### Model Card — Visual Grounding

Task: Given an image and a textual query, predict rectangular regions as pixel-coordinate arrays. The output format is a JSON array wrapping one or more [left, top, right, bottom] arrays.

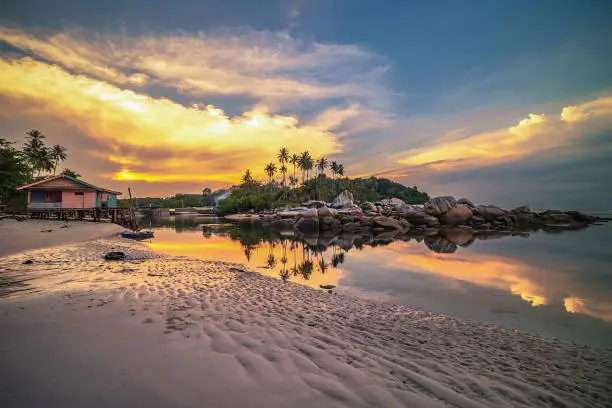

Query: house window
[[75, 192, 84, 196]]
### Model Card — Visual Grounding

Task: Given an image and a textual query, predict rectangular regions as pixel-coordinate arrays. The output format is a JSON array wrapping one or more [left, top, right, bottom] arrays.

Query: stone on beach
[[372, 216, 403, 230], [443, 204, 473, 226]]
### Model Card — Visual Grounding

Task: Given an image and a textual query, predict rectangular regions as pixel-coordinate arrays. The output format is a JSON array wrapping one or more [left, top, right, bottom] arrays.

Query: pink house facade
[[16, 175, 121, 209]]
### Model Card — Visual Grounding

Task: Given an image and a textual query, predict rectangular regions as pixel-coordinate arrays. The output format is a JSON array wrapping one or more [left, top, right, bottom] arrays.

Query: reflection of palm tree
[[331, 251, 345, 268], [243, 244, 256, 262], [279, 268, 289, 282], [299, 259, 314, 280], [318, 258, 329, 274], [267, 253, 277, 268]]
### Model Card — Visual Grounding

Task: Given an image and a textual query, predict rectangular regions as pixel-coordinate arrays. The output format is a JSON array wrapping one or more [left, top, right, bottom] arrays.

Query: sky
[[1, 0, 611, 208]]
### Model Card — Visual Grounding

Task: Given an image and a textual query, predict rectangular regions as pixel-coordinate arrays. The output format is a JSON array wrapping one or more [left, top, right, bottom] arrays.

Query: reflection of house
[[16, 175, 121, 209]]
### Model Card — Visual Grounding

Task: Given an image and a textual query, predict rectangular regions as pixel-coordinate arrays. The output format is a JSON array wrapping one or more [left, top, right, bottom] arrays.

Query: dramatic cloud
[[0, 57, 343, 186], [396, 97, 612, 171], [0, 26, 388, 106]]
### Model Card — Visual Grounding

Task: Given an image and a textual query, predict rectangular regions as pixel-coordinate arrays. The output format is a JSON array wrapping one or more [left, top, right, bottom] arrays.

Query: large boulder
[[457, 198, 475, 208], [443, 204, 473, 226], [317, 206, 338, 218], [332, 190, 355, 209], [475, 205, 507, 221], [360, 202, 378, 213], [372, 216, 403, 230], [512, 205, 531, 214], [424, 196, 457, 216], [378, 198, 406, 209]]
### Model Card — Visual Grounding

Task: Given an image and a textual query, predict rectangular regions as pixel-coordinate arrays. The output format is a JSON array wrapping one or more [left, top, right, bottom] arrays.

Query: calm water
[[142, 214, 612, 347]]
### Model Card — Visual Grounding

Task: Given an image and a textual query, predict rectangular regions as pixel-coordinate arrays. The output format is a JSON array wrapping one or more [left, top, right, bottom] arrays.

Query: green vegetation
[[216, 147, 429, 214], [0, 130, 72, 210]]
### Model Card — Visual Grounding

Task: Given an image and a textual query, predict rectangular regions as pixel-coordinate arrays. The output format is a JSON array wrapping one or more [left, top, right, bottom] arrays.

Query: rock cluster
[[224, 192, 605, 238]]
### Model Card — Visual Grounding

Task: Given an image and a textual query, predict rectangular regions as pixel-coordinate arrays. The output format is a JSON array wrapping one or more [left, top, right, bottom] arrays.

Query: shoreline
[[1, 237, 611, 407], [0, 219, 125, 257]]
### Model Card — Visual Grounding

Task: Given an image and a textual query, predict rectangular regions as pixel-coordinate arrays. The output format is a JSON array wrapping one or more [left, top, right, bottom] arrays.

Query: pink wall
[[62, 190, 97, 208]]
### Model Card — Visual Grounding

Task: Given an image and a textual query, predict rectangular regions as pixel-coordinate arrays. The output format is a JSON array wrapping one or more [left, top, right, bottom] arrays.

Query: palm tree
[[330, 161, 339, 195], [264, 162, 277, 186], [280, 165, 288, 189], [277, 147, 289, 187], [289, 153, 299, 184], [336, 163, 345, 193], [299, 151, 313, 183], [316, 157, 328, 176], [23, 129, 49, 177], [50, 144, 68, 175], [62, 168, 81, 178], [241, 169, 254, 187]]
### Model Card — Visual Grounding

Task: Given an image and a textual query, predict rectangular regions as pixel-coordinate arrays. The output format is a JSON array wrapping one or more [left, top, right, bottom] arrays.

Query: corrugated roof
[[16, 174, 122, 195]]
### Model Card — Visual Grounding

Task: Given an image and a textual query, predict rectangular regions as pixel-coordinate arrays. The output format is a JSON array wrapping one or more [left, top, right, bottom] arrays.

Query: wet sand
[[0, 219, 124, 257], [0, 238, 610, 407]]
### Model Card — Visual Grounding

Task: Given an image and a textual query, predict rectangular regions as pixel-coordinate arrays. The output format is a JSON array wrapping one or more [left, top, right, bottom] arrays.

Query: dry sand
[[0, 219, 124, 257], [1, 237, 611, 407]]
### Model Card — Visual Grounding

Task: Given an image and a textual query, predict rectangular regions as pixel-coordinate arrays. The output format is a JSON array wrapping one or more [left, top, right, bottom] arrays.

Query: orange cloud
[[396, 97, 612, 171], [0, 57, 344, 184]]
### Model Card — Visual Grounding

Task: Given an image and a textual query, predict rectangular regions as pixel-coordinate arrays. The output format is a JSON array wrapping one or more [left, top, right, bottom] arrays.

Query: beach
[[1, 232, 611, 407], [0, 219, 124, 257]]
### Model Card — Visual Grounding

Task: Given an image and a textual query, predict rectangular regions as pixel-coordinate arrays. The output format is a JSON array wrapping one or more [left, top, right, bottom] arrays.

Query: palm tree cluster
[[22, 129, 69, 177], [244, 147, 346, 193]]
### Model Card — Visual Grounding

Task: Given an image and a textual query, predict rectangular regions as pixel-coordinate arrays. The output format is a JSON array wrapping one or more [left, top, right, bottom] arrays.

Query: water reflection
[[143, 215, 612, 346]]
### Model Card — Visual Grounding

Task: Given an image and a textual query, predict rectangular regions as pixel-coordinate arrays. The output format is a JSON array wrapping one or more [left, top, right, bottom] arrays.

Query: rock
[[423, 216, 440, 227], [457, 198, 475, 208], [317, 206, 338, 218], [342, 222, 362, 232], [270, 219, 294, 230], [378, 198, 406, 209], [547, 213, 574, 223], [320, 285, 336, 290], [104, 251, 126, 261], [302, 200, 328, 209], [320, 217, 334, 226], [443, 204, 473, 226], [424, 196, 457, 216], [299, 208, 319, 218], [22, 259, 34, 265], [331, 190, 355, 209], [372, 216, 403, 230], [399, 219, 411, 229], [262, 215, 276, 224], [294, 217, 319, 232], [443, 229, 474, 246], [337, 206, 363, 215], [424, 236, 457, 253], [512, 205, 531, 214], [475, 205, 507, 221], [360, 202, 378, 213]]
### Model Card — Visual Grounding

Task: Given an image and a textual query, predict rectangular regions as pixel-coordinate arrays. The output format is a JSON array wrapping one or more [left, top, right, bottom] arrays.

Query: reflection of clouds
[[148, 229, 343, 290], [564, 296, 612, 323], [395, 250, 550, 308]]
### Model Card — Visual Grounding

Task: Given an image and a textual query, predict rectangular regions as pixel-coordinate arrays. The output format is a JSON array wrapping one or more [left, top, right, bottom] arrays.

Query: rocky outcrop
[[424, 196, 457, 216], [223, 194, 606, 239], [332, 190, 355, 209]]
